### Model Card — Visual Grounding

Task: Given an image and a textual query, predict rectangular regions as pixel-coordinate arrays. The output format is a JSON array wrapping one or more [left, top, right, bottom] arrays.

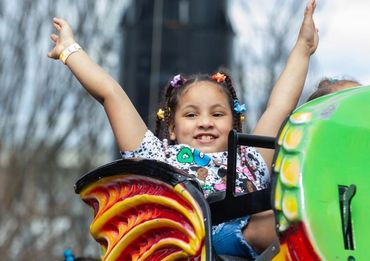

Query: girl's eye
[[213, 112, 224, 117], [185, 113, 196, 118]]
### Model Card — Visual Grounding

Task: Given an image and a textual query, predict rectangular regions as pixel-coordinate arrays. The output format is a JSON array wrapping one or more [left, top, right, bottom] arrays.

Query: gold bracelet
[[59, 43, 82, 64]]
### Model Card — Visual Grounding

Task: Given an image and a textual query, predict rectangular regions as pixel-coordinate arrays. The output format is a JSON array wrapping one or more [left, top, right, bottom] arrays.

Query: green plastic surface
[[273, 85, 370, 260]]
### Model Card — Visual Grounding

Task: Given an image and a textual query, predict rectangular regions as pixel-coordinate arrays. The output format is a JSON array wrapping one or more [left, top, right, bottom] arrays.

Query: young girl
[[48, 0, 318, 258]]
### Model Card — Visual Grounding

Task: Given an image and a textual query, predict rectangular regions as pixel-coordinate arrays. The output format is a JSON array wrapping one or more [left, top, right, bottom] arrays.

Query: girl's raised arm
[[252, 0, 318, 169], [48, 17, 147, 151]]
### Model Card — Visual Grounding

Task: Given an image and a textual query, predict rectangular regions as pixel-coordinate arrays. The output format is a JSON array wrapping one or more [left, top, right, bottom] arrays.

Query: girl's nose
[[197, 115, 214, 128]]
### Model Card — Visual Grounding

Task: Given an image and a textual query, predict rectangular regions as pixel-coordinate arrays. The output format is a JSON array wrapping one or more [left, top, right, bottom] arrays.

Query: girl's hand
[[297, 0, 319, 55], [47, 17, 76, 60]]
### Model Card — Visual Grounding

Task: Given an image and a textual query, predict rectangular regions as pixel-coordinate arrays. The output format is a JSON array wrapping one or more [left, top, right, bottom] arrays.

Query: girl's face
[[169, 81, 233, 153]]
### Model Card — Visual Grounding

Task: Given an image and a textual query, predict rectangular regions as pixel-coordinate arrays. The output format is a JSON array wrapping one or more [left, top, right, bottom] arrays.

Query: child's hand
[[297, 0, 319, 55], [47, 17, 76, 60]]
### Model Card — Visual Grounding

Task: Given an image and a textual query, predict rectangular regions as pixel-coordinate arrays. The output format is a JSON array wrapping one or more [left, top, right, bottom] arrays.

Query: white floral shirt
[[121, 130, 270, 198]]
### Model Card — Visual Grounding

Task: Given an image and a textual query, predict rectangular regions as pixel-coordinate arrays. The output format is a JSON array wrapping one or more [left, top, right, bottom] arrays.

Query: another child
[[307, 77, 361, 101], [48, 0, 318, 258]]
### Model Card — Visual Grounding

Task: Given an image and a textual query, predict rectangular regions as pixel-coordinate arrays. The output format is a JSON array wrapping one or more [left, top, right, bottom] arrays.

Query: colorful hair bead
[[157, 108, 165, 120], [211, 72, 226, 83], [233, 99, 246, 114], [170, 74, 186, 88]]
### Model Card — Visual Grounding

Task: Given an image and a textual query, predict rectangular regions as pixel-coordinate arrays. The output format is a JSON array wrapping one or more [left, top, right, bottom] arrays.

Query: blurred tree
[[0, 0, 131, 259]]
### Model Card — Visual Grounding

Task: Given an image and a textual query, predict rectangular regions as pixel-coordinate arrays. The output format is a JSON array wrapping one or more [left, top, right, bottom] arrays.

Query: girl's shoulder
[[120, 130, 163, 158]]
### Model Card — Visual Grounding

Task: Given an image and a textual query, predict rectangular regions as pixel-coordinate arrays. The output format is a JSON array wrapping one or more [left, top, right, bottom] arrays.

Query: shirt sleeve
[[120, 130, 166, 162]]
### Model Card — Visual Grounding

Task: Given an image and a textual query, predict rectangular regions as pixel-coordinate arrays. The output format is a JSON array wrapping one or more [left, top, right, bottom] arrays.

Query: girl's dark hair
[[155, 71, 243, 143], [307, 77, 361, 101]]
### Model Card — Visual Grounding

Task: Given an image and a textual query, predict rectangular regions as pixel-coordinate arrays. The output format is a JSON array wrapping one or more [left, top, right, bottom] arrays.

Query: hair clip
[[240, 115, 245, 122], [157, 108, 165, 120], [233, 100, 246, 114], [170, 74, 186, 88], [211, 72, 226, 83], [328, 78, 339, 84]]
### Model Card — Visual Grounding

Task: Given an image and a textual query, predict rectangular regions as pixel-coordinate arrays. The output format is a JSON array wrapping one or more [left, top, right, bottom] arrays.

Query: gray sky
[[229, 0, 370, 106], [315, 0, 370, 84]]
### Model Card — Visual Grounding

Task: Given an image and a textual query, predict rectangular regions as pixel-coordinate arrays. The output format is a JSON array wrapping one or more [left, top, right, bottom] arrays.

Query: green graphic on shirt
[[177, 147, 194, 163]]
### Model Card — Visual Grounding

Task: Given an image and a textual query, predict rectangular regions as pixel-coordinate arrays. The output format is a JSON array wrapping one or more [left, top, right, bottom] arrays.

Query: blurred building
[[120, 0, 233, 128]]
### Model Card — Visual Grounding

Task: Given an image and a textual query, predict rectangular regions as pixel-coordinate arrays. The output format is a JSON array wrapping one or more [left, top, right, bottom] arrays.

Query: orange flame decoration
[[79, 175, 206, 260]]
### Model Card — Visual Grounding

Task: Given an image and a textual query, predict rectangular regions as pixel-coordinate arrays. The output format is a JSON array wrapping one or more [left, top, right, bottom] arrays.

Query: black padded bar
[[210, 188, 272, 225], [225, 130, 275, 199], [209, 130, 276, 225], [226, 129, 238, 198], [237, 133, 275, 149]]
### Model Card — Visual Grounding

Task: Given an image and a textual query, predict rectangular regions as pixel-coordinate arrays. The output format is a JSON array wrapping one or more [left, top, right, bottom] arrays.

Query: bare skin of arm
[[252, 0, 319, 171], [48, 18, 147, 151], [246, 0, 318, 253]]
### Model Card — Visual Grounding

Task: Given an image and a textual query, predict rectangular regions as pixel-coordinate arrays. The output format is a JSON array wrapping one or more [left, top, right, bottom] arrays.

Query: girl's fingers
[[48, 18, 67, 59], [53, 17, 62, 25], [53, 17, 65, 31], [53, 22, 61, 31], [312, 0, 316, 12], [47, 49, 55, 58], [53, 17, 67, 28], [305, 0, 316, 15], [50, 33, 59, 43]]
